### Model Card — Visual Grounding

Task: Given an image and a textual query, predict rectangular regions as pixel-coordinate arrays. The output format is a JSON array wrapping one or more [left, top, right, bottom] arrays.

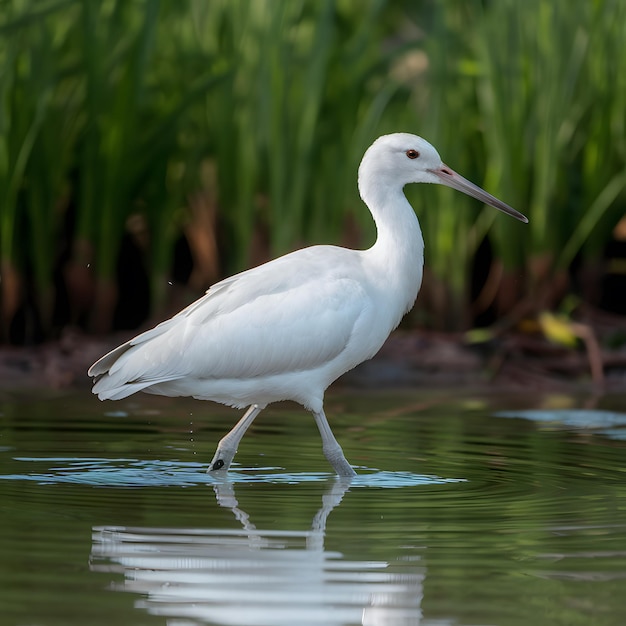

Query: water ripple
[[495, 408, 626, 440], [1, 457, 463, 488]]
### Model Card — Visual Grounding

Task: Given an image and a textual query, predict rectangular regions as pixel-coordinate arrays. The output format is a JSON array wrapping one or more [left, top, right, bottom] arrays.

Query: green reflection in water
[[0, 390, 625, 625]]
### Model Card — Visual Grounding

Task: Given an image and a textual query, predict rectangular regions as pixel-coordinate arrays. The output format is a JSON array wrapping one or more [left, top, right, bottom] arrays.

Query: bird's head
[[359, 133, 528, 223]]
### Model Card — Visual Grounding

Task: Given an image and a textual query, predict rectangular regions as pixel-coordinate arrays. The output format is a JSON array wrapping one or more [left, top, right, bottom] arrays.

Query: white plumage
[[89, 133, 527, 476]]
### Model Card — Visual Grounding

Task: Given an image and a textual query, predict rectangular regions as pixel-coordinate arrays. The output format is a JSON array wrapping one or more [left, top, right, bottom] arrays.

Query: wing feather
[[90, 246, 370, 400]]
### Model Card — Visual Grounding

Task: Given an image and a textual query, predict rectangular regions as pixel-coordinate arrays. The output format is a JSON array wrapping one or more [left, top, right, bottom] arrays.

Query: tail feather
[[88, 315, 178, 379], [92, 377, 157, 401], [88, 343, 133, 377], [89, 334, 181, 401]]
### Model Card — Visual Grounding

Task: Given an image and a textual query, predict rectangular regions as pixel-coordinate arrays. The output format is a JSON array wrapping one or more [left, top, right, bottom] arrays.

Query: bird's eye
[[406, 149, 420, 159]]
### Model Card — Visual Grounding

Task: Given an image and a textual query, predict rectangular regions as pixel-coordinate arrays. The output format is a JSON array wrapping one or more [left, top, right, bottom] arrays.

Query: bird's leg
[[312, 409, 356, 477], [208, 404, 263, 472]]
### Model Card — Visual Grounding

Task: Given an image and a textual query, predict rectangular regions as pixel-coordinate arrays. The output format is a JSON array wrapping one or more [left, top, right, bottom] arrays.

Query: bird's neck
[[361, 179, 425, 318]]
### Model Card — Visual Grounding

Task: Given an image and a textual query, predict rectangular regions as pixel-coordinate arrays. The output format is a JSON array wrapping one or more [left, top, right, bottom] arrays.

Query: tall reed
[[0, 0, 78, 338], [402, 0, 626, 326], [1, 0, 625, 343]]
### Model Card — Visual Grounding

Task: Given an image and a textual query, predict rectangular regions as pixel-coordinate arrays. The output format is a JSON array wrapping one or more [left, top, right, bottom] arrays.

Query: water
[[1, 389, 626, 625]]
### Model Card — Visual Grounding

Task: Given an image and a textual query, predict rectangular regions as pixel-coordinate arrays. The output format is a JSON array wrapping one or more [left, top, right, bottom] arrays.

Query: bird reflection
[[90, 478, 425, 625]]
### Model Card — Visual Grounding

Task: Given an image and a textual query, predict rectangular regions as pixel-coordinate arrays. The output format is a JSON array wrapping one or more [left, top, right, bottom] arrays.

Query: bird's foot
[[207, 445, 237, 472], [323, 444, 357, 478]]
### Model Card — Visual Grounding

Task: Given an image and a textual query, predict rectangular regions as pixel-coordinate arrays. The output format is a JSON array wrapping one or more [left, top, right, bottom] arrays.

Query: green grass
[[1, 0, 625, 342]]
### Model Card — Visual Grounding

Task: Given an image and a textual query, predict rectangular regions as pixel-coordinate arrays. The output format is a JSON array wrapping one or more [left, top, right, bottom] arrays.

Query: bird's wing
[[90, 246, 371, 397]]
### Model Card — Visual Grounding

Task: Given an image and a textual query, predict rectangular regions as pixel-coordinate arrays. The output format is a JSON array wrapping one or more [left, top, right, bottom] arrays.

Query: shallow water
[[1, 389, 626, 625]]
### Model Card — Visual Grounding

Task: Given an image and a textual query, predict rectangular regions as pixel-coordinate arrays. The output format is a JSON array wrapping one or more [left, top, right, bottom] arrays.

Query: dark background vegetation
[[1, 0, 626, 350]]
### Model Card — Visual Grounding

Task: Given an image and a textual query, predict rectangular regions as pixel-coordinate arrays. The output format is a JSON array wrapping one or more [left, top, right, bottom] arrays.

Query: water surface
[[1, 390, 625, 625]]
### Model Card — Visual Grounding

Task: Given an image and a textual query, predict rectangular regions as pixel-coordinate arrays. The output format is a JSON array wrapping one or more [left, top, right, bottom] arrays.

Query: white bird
[[89, 133, 527, 477]]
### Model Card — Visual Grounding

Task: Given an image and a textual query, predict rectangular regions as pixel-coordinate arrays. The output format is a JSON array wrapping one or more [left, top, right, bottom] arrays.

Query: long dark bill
[[431, 165, 528, 223]]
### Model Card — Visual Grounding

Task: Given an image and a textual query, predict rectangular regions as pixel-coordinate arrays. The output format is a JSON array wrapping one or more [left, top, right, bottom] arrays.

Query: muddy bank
[[2, 324, 625, 394]]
